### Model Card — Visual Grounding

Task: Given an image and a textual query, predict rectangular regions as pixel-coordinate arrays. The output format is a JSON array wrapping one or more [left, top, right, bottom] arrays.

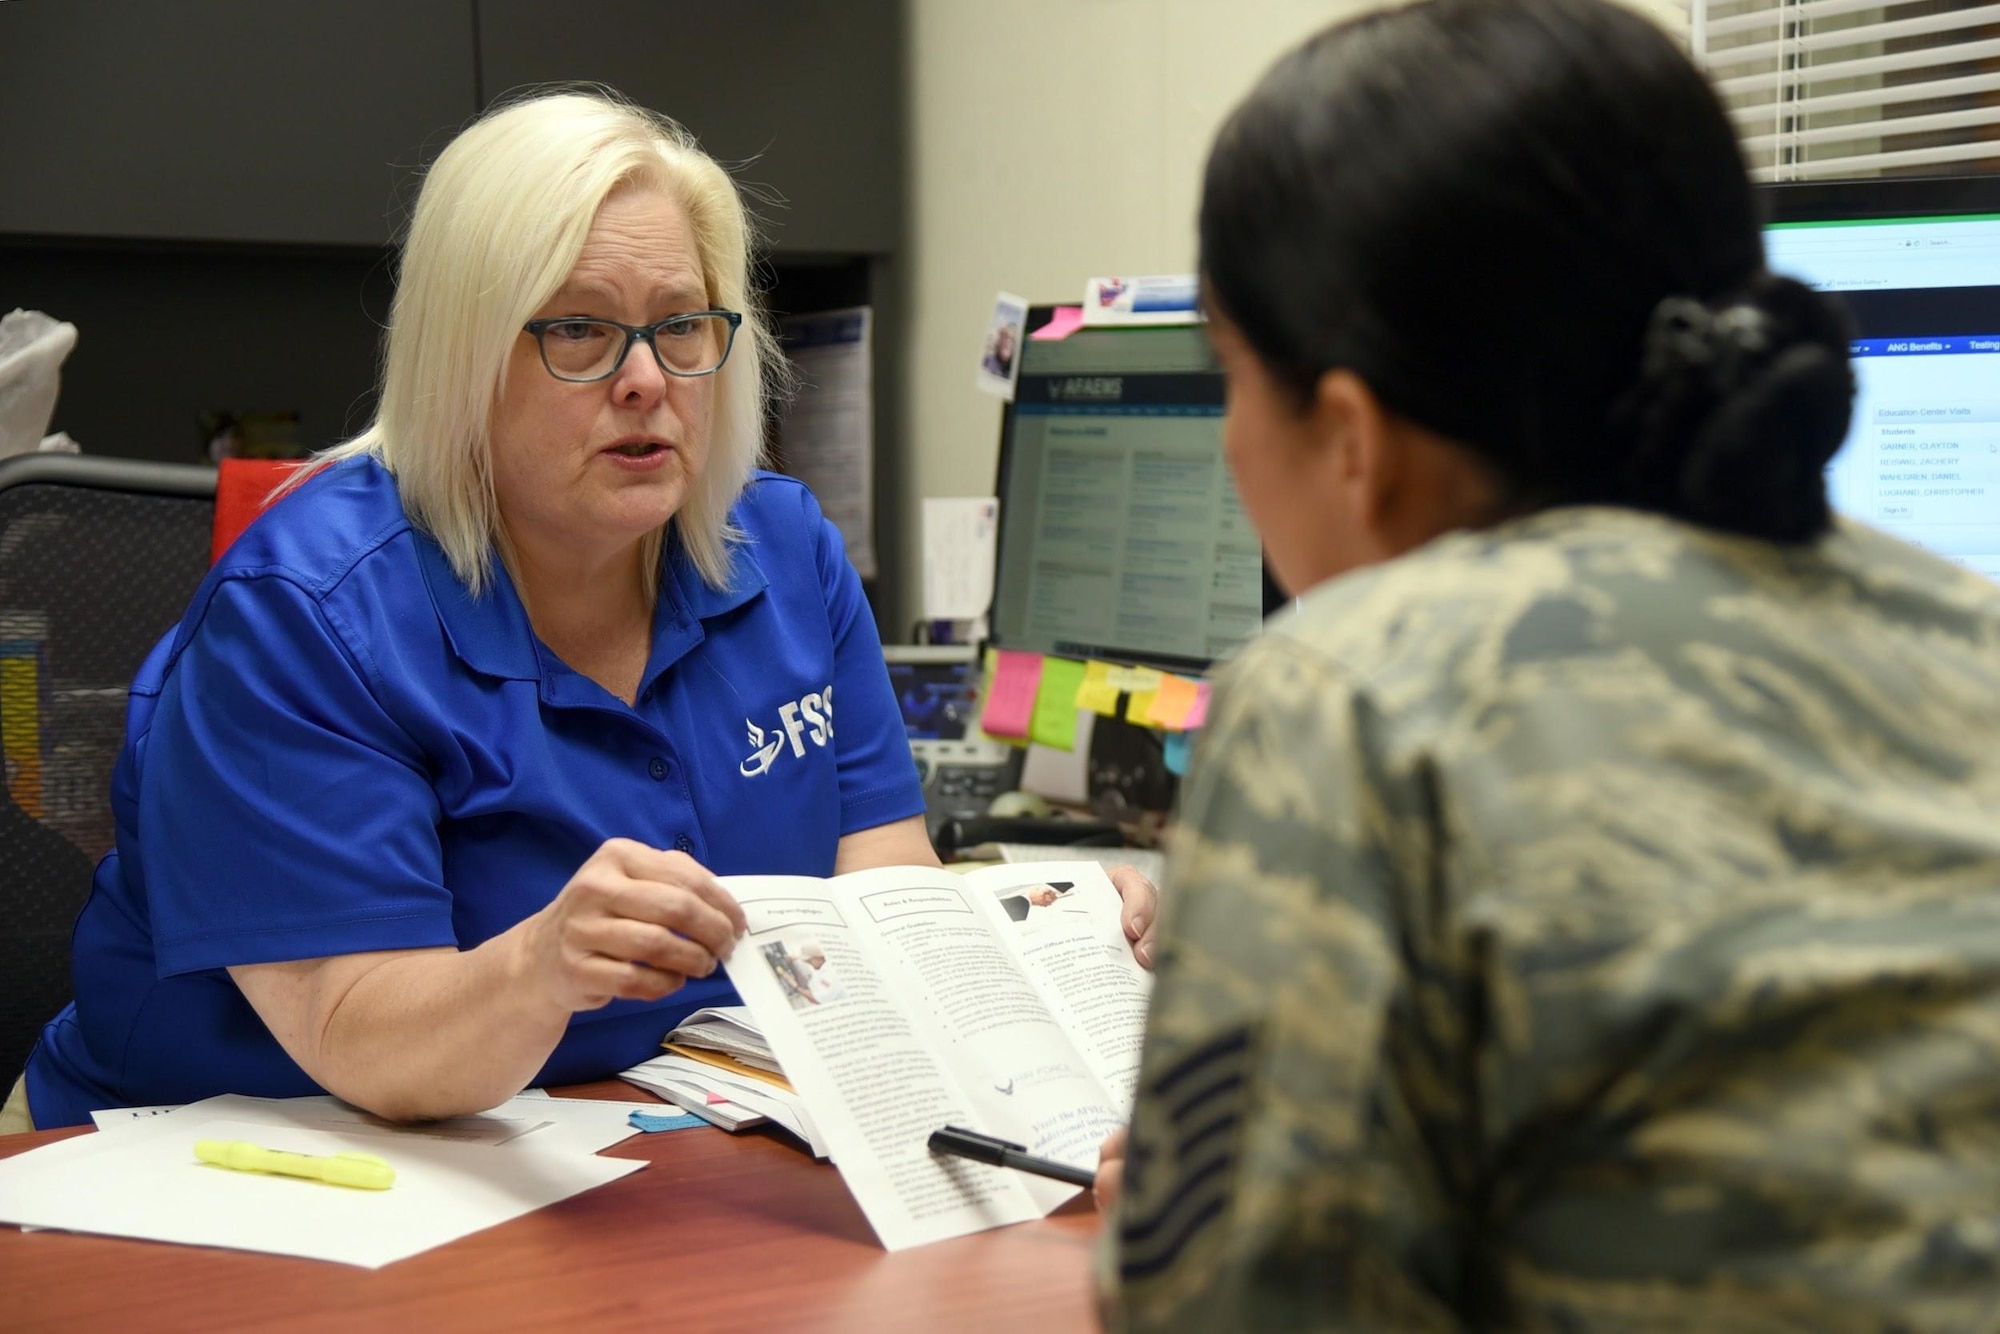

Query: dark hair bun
[[1614, 273, 1855, 543]]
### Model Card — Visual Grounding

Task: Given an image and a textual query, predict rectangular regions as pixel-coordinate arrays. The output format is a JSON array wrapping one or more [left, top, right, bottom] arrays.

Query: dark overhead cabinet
[[0, 0, 477, 246], [0, 0, 902, 254], [473, 0, 904, 256]]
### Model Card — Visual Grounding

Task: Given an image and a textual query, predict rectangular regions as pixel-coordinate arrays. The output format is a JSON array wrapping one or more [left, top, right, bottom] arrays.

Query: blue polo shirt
[[26, 457, 923, 1127]]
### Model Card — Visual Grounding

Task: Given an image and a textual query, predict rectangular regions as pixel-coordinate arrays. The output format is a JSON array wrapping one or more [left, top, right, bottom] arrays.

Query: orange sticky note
[[980, 650, 1043, 739], [1145, 674, 1201, 729]]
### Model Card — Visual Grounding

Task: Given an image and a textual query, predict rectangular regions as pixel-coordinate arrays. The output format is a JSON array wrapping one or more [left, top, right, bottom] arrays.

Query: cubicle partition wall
[[0, 455, 216, 1084]]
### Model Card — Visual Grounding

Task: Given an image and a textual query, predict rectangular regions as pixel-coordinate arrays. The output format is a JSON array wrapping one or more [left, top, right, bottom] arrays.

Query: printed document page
[[721, 863, 1153, 1250], [961, 862, 1154, 1106], [0, 1106, 641, 1267], [724, 871, 1044, 1250]]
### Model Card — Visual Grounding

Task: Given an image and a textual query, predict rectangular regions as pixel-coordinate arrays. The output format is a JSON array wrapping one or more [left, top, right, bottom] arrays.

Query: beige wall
[[896, 0, 1363, 631], [893, 0, 1684, 633]]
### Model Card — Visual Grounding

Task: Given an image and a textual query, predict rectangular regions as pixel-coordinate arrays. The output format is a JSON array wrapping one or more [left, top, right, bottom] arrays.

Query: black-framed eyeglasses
[[522, 310, 743, 383]]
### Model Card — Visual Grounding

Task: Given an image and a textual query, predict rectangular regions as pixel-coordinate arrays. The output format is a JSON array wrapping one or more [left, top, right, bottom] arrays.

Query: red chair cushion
[[211, 458, 304, 565]]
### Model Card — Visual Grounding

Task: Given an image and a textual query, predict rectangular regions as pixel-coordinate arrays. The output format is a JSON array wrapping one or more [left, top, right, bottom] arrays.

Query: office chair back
[[0, 453, 215, 1084]]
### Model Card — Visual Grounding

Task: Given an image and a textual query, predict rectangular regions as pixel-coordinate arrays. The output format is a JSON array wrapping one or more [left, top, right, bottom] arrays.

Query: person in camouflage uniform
[[1096, 1, 2000, 1330]]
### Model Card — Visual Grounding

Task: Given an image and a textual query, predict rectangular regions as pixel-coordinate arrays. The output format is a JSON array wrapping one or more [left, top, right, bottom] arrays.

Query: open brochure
[[720, 861, 1152, 1251]]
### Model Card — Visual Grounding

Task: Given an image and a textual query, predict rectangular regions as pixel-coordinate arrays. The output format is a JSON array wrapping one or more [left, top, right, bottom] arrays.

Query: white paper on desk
[[6, 1128, 129, 1231], [90, 1103, 181, 1129], [921, 497, 999, 621], [88, 1095, 530, 1145], [88, 1093, 643, 1156], [779, 306, 876, 579], [0, 1115, 643, 1268], [503, 1090, 658, 1152]]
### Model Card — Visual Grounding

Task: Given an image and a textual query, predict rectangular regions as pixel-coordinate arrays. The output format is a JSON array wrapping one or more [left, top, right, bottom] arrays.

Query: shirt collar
[[662, 527, 769, 622], [416, 526, 770, 684]]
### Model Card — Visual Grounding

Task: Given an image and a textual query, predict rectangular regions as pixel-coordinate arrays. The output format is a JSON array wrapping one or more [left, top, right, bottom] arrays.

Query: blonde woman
[[13, 90, 1162, 1131]]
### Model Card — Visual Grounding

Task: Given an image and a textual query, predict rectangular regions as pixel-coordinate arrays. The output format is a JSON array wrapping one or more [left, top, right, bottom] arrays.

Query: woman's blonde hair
[[313, 87, 776, 596]]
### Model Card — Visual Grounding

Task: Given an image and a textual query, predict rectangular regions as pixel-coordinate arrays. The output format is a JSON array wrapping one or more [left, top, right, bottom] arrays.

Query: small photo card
[[975, 291, 1028, 401]]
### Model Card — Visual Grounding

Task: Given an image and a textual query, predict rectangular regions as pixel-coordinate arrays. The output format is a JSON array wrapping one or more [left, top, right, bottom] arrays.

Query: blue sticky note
[[628, 1109, 706, 1133], [1162, 730, 1194, 776]]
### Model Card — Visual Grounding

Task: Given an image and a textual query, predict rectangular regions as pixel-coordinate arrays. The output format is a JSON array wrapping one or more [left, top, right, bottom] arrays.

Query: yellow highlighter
[[194, 1139, 396, 1190]]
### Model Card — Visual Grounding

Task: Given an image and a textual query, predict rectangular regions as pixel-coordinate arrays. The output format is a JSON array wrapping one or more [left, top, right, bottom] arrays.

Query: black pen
[[928, 1125, 1097, 1188]]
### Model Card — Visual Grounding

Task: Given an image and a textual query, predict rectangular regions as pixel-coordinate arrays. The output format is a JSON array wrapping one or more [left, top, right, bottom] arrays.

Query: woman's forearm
[[232, 842, 745, 1120], [230, 927, 572, 1122]]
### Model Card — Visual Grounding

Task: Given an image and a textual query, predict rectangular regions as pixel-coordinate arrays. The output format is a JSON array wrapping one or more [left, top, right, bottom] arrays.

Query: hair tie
[[1641, 295, 1772, 392]]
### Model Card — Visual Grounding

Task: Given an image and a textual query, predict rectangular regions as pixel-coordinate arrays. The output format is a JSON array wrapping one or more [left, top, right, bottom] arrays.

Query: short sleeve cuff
[[838, 783, 928, 837], [156, 906, 460, 978]]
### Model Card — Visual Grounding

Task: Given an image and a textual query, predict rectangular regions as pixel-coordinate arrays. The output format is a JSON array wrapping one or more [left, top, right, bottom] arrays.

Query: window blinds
[[1684, 0, 2000, 179]]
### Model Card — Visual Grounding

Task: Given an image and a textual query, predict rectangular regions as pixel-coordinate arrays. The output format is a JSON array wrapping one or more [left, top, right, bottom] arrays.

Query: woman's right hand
[[518, 838, 748, 1013]]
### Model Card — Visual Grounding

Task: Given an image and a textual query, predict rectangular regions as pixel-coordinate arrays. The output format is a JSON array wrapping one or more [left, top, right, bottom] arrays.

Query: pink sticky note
[[1030, 306, 1087, 341], [706, 1092, 729, 1106], [1182, 681, 1213, 731], [981, 650, 1044, 739]]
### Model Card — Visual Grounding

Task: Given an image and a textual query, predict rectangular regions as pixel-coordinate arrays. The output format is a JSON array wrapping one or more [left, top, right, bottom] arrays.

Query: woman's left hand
[[1094, 1127, 1128, 1212], [1108, 866, 1159, 968]]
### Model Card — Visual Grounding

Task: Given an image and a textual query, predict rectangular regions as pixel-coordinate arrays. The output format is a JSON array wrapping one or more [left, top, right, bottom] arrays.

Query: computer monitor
[[988, 309, 1273, 675], [883, 646, 981, 741], [1762, 176, 2000, 578]]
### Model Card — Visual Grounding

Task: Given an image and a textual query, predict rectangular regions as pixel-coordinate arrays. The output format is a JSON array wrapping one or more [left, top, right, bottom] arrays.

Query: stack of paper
[[0, 1092, 651, 1268], [667, 1005, 781, 1073], [619, 1006, 827, 1156]]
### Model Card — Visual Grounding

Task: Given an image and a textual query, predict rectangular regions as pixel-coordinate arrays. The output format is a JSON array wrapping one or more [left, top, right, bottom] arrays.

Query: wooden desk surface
[[3, 1082, 1103, 1334]]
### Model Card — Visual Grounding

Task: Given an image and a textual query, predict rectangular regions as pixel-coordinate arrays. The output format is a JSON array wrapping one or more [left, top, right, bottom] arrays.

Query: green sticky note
[[1029, 657, 1087, 751]]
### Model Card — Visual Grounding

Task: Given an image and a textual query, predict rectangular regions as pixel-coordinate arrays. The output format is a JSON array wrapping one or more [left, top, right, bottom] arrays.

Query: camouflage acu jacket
[[1104, 507, 2000, 1333]]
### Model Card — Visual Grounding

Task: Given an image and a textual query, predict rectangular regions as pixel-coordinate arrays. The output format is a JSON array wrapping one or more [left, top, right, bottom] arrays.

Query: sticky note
[[1183, 681, 1213, 731], [1105, 665, 1163, 695], [1145, 674, 1201, 730], [1075, 661, 1123, 717], [1124, 689, 1159, 724], [980, 649, 1043, 739], [977, 648, 1028, 749], [1163, 730, 1195, 776], [1030, 306, 1087, 341], [629, 1109, 706, 1133], [1030, 657, 1087, 751]]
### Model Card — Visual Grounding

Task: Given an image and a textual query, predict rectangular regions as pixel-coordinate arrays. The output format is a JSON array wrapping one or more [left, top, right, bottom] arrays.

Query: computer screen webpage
[[991, 326, 1263, 673], [1766, 212, 2000, 578]]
